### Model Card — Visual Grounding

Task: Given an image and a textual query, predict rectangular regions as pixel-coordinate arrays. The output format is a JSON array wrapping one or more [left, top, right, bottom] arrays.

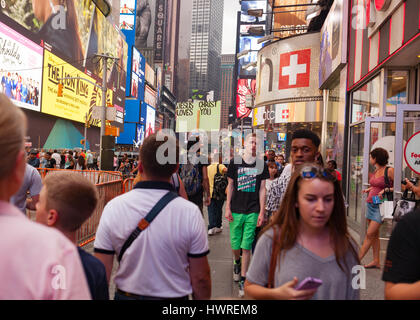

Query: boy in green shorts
[[225, 133, 269, 298]]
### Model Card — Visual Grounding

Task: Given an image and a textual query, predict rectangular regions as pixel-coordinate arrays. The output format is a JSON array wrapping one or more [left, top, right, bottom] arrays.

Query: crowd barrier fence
[[35, 168, 124, 247]]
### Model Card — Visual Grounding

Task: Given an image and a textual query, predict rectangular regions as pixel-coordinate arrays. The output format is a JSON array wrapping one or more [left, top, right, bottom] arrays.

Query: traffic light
[[57, 83, 63, 97]]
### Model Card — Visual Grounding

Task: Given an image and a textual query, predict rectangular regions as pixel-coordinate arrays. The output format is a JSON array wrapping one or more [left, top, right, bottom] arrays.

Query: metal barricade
[[35, 168, 124, 247], [122, 178, 135, 193]]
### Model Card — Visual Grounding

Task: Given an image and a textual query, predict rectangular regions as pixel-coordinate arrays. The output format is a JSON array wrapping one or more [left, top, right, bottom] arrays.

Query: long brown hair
[[262, 163, 359, 273]]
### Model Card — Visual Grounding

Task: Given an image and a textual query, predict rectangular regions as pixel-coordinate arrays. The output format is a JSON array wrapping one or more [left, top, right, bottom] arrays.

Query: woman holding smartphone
[[360, 148, 393, 269], [245, 164, 360, 300]]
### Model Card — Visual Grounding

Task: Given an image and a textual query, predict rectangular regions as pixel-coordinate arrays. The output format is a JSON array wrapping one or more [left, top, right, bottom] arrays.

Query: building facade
[[188, 0, 224, 101], [220, 54, 235, 129]]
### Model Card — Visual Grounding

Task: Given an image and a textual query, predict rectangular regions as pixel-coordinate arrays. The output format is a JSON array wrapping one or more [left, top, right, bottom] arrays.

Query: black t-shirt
[[227, 158, 269, 214], [382, 209, 420, 284], [78, 248, 109, 300], [45, 158, 56, 168]]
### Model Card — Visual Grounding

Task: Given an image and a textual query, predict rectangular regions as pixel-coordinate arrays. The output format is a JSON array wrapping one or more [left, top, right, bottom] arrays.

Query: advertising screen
[[271, 0, 308, 38], [145, 105, 155, 137], [120, 15, 135, 30], [144, 85, 157, 108], [0, 21, 43, 112], [120, 0, 136, 14], [238, 36, 262, 77], [131, 72, 139, 99], [42, 50, 114, 126], [132, 46, 145, 101], [236, 79, 256, 119], [135, 0, 156, 49], [241, 1, 266, 23]]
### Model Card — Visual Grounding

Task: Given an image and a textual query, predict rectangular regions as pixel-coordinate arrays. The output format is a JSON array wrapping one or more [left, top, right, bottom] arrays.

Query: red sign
[[236, 79, 256, 119], [404, 131, 420, 175], [278, 49, 311, 90], [374, 0, 392, 11]]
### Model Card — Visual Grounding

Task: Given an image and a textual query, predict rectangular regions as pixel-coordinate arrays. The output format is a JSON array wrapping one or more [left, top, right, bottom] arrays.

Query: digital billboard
[[145, 105, 155, 137], [120, 0, 136, 14], [131, 72, 139, 99], [41, 50, 113, 126], [241, 1, 267, 23], [144, 85, 157, 108], [132, 46, 145, 101], [0, 21, 43, 112], [120, 15, 135, 30], [271, 0, 308, 38], [236, 79, 256, 119], [238, 36, 263, 77]]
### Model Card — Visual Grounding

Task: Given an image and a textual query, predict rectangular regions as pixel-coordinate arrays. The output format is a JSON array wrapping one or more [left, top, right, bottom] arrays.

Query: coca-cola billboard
[[236, 78, 256, 119]]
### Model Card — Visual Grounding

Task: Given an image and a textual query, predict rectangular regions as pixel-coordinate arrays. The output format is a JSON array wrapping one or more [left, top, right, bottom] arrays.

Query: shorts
[[366, 202, 382, 224], [229, 212, 259, 251]]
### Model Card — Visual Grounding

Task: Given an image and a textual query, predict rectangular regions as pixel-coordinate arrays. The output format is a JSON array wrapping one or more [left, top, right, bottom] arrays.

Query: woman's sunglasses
[[300, 165, 336, 181]]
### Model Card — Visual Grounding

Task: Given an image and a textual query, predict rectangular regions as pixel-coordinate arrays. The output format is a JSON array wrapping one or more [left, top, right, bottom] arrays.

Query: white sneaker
[[214, 227, 222, 233], [208, 228, 216, 235]]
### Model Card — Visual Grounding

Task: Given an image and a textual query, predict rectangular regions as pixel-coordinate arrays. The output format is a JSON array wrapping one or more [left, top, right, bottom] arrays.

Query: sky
[[222, 0, 241, 54]]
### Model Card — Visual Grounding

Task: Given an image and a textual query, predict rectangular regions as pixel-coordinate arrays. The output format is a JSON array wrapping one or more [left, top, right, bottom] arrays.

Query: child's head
[[267, 161, 279, 179], [36, 172, 98, 233]]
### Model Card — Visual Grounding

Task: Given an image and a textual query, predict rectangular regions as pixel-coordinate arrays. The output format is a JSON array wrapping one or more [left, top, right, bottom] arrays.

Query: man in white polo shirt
[[94, 133, 211, 300]]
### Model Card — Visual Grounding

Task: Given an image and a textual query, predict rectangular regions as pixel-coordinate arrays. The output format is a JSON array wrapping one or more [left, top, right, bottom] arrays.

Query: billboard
[[0, 21, 43, 112], [121, 0, 136, 14], [135, 0, 156, 49], [132, 46, 146, 101], [131, 72, 139, 99], [241, 1, 266, 23], [145, 63, 155, 87], [176, 101, 221, 132], [145, 105, 155, 137], [271, 0, 308, 38], [144, 85, 157, 108], [41, 50, 113, 126], [236, 79, 256, 119], [238, 36, 263, 77]]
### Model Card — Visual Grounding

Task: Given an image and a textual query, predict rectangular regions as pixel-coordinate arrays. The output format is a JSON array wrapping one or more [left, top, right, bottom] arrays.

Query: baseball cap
[[30, 149, 38, 154]]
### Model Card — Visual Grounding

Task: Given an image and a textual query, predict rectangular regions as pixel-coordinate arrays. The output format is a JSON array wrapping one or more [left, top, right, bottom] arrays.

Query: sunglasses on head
[[300, 165, 336, 181]]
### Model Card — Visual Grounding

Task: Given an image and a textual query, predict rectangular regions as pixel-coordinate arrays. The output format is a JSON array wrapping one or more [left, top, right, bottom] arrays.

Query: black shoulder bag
[[118, 191, 178, 263], [384, 166, 393, 201]]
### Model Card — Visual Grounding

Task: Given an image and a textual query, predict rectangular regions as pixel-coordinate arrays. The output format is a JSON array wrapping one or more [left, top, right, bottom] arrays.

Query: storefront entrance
[[347, 105, 420, 243]]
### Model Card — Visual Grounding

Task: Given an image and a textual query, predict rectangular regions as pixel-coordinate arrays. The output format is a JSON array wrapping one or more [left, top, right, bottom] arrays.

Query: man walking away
[[207, 155, 227, 235], [86, 150, 94, 170], [225, 133, 269, 297], [94, 133, 211, 300], [51, 150, 61, 169], [35, 171, 109, 300], [11, 163, 42, 214]]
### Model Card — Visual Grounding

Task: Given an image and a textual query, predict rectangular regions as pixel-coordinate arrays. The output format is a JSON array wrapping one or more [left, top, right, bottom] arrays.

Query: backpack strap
[[267, 226, 281, 289], [117, 191, 178, 263]]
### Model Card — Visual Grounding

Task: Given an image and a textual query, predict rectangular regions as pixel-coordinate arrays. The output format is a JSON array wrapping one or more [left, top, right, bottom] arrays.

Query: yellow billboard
[[42, 51, 113, 126]]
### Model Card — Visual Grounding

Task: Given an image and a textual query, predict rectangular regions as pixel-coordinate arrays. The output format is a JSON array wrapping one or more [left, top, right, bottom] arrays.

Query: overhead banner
[[41, 50, 113, 126], [0, 21, 43, 112], [176, 101, 221, 132]]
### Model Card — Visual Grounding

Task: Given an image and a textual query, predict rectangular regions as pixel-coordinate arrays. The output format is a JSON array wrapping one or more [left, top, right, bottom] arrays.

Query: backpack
[[179, 163, 202, 196], [212, 164, 227, 201]]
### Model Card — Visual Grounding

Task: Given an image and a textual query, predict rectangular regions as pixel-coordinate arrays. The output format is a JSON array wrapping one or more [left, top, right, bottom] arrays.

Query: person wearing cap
[[27, 149, 40, 168]]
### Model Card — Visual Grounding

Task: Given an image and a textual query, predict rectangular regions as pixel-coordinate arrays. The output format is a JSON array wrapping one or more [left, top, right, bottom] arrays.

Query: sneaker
[[208, 228, 216, 236], [214, 227, 222, 234], [238, 280, 245, 298], [233, 259, 241, 282]]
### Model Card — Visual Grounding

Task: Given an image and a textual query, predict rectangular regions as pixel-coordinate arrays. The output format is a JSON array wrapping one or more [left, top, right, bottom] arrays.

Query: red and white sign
[[374, 0, 392, 11], [236, 79, 255, 119], [404, 131, 420, 175], [278, 49, 311, 90], [275, 104, 289, 123]]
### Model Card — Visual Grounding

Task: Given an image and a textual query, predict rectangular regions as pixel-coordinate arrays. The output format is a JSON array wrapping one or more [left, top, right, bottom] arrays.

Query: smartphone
[[295, 277, 323, 290]]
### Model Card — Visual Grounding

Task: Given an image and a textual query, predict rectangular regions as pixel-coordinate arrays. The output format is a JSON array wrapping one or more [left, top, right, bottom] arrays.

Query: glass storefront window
[[386, 70, 408, 115], [351, 76, 381, 123]]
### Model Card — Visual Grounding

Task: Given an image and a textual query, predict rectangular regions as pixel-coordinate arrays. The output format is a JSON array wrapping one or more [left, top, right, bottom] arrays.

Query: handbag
[[379, 167, 394, 221], [392, 189, 417, 223]]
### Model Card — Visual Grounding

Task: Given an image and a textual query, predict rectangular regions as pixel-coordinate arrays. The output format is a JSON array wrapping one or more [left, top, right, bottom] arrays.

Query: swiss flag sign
[[278, 49, 311, 90]]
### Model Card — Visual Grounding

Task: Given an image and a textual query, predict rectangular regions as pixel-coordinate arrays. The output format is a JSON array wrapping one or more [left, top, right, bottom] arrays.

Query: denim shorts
[[366, 202, 382, 224]]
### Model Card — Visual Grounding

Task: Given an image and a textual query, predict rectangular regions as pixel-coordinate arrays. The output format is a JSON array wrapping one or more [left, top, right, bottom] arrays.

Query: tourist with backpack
[[207, 157, 228, 235], [179, 139, 210, 213]]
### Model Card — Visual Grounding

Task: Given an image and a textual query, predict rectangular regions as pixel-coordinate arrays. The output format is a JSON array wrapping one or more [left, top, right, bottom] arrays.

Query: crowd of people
[[0, 71, 40, 106], [27, 148, 96, 170], [1, 91, 420, 300]]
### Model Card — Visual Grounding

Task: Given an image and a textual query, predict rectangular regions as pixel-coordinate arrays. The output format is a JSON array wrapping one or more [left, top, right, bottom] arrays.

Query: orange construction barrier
[[122, 178, 135, 193], [35, 168, 124, 247]]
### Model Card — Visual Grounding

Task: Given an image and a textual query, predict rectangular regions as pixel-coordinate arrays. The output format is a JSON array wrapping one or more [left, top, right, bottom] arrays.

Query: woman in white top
[[265, 162, 280, 223]]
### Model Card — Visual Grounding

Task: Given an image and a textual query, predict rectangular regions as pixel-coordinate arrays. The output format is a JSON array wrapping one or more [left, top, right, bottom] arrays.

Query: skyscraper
[[188, 0, 224, 101], [220, 54, 235, 129]]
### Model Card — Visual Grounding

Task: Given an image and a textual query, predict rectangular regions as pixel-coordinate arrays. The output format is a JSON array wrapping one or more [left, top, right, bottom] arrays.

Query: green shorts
[[229, 212, 259, 251]]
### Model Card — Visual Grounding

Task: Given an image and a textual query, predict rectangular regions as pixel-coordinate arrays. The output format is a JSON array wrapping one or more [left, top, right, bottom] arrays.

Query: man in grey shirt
[[11, 164, 43, 214]]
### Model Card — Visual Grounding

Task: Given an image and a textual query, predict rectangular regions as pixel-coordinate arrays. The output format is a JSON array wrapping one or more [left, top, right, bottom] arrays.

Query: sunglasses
[[300, 165, 336, 181]]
